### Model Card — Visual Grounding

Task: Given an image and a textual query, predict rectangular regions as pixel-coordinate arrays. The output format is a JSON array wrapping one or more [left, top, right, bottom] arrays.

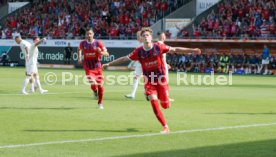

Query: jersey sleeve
[[98, 40, 107, 52], [159, 43, 171, 54], [127, 48, 139, 61]]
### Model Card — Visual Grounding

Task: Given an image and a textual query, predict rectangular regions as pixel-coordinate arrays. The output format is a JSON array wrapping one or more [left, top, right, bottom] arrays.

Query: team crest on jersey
[[87, 53, 96, 57], [152, 51, 158, 56]]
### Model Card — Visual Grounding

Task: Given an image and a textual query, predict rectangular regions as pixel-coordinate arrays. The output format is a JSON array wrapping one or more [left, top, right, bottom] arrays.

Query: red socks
[[150, 99, 166, 127], [98, 85, 104, 104]]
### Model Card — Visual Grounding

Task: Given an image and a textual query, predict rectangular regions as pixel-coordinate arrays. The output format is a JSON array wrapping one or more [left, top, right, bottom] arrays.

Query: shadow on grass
[[24, 128, 140, 133], [114, 139, 276, 157], [205, 112, 276, 115]]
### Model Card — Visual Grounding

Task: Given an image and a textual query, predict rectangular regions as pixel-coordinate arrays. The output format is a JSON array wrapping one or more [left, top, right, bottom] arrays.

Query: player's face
[[15, 38, 21, 44], [86, 31, 94, 41], [141, 31, 152, 43], [159, 33, 166, 42], [34, 37, 40, 43]]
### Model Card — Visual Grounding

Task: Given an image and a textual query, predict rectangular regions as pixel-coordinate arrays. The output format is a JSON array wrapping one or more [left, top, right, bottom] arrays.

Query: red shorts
[[85, 68, 104, 84], [144, 77, 169, 103]]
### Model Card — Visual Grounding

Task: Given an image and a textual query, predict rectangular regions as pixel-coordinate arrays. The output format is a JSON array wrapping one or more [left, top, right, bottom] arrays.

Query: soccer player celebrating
[[125, 31, 143, 99], [103, 27, 201, 133], [78, 29, 109, 109]]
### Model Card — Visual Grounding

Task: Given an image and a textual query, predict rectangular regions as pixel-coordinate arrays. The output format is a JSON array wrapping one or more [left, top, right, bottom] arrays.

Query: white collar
[[86, 39, 95, 44], [143, 43, 153, 51]]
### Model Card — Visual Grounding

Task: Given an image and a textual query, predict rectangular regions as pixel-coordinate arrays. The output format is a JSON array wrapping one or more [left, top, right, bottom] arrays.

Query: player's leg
[[126, 66, 141, 99], [85, 70, 98, 98], [145, 83, 169, 133], [96, 73, 104, 109], [28, 75, 35, 93], [126, 75, 140, 99], [263, 62, 268, 75], [258, 62, 263, 74], [164, 65, 174, 102], [21, 72, 32, 95], [33, 72, 48, 94], [157, 79, 170, 110]]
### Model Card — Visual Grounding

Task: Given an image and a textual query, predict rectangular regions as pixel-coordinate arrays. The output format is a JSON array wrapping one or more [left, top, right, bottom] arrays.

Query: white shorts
[[26, 64, 38, 75], [262, 59, 270, 65], [134, 65, 142, 76]]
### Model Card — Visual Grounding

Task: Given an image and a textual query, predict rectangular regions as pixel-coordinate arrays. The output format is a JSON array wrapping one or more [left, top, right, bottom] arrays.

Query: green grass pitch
[[0, 67, 276, 157]]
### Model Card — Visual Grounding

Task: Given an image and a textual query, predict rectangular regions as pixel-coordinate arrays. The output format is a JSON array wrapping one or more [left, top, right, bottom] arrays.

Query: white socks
[[35, 76, 43, 91], [130, 78, 139, 97], [22, 76, 31, 92]]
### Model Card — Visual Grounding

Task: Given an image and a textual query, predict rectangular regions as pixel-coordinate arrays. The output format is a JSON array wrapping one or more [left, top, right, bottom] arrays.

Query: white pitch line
[[0, 88, 209, 96], [1, 122, 276, 149]]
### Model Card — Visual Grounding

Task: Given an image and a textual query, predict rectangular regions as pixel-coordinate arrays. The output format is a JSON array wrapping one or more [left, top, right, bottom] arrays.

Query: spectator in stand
[[258, 44, 270, 75], [248, 54, 259, 74], [178, 55, 186, 72], [218, 53, 229, 73], [193, 24, 200, 38], [176, 24, 189, 39], [165, 30, 171, 39], [270, 55, 276, 72], [11, 29, 20, 39], [228, 53, 235, 73]]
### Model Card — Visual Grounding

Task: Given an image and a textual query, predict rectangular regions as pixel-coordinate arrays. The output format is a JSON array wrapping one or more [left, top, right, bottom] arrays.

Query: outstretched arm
[[102, 56, 130, 69], [34, 38, 46, 46], [168, 47, 201, 55]]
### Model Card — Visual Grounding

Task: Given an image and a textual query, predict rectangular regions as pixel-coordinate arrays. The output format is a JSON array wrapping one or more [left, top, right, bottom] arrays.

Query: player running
[[15, 36, 48, 95], [125, 31, 143, 99], [78, 29, 109, 109], [103, 27, 201, 133]]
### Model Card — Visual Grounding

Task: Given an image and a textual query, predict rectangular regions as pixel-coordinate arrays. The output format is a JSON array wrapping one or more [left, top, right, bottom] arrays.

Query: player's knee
[[161, 101, 170, 109], [29, 78, 34, 83], [148, 94, 158, 101]]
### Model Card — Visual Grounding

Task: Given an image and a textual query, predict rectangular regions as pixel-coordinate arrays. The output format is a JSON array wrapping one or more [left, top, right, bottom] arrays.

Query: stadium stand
[[182, 0, 276, 39], [1, 0, 186, 39]]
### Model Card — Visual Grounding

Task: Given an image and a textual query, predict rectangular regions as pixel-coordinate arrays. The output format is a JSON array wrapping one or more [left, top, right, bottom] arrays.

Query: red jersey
[[128, 43, 170, 80], [79, 40, 106, 70]]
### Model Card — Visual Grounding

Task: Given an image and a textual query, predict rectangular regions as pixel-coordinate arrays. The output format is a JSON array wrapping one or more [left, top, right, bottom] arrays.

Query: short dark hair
[[32, 36, 39, 41], [86, 28, 94, 33], [158, 31, 165, 36], [140, 27, 153, 36], [15, 36, 21, 39]]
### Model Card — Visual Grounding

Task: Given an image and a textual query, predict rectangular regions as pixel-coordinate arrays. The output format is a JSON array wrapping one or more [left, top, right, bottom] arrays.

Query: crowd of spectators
[[167, 53, 276, 75], [0, 0, 186, 39], [177, 0, 276, 39]]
